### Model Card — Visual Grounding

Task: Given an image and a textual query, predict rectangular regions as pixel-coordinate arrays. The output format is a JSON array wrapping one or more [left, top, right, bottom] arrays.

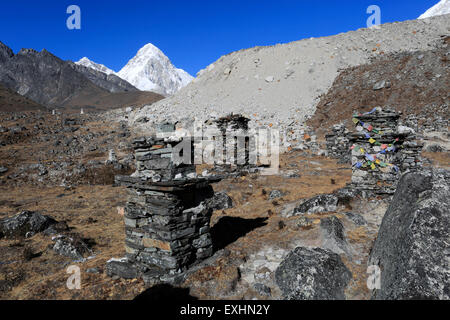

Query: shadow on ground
[[211, 216, 268, 252]]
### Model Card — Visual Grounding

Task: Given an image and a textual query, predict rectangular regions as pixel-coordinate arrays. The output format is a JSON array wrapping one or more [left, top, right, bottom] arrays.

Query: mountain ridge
[[0, 41, 162, 112]]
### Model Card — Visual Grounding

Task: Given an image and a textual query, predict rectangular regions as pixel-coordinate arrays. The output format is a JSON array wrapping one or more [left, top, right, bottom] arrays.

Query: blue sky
[[0, 0, 438, 75]]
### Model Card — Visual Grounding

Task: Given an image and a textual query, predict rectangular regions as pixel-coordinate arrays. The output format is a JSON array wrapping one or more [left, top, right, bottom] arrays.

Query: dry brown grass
[[422, 151, 450, 169], [0, 184, 147, 300], [0, 150, 354, 300]]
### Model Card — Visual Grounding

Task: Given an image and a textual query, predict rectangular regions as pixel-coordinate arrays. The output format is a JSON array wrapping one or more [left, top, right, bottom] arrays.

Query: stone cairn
[[348, 108, 423, 197], [325, 123, 351, 163], [108, 123, 220, 283], [206, 114, 258, 176]]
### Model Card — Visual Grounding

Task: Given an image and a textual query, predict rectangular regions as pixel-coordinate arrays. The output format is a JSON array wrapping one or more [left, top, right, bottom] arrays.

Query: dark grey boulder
[[86, 267, 100, 274], [0, 211, 56, 239], [0, 167, 7, 174], [106, 259, 141, 279], [368, 168, 449, 300], [293, 194, 338, 215], [207, 192, 233, 211], [275, 247, 352, 300]]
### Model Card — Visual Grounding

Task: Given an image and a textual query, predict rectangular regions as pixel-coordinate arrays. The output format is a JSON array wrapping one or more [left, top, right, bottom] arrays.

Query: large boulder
[[106, 258, 141, 279], [0, 211, 56, 238], [206, 192, 233, 211], [275, 247, 352, 300], [368, 168, 449, 300]]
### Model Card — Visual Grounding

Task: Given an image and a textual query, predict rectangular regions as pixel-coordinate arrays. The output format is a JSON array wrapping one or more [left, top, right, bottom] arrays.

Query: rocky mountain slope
[[0, 44, 106, 107], [308, 36, 449, 137], [0, 42, 164, 112], [0, 84, 46, 112], [419, 0, 450, 19], [118, 43, 193, 95], [128, 15, 449, 134], [70, 62, 137, 93]]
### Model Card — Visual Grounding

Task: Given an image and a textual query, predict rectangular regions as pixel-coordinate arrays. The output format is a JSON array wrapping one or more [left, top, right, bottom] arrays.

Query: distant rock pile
[[110, 128, 221, 282], [208, 114, 256, 175], [325, 123, 351, 163]]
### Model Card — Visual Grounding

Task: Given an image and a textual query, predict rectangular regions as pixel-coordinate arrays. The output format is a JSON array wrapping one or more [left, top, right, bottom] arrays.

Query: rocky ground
[[0, 110, 447, 299]]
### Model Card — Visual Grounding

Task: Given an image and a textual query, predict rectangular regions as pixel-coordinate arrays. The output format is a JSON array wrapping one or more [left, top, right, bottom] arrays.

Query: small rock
[[86, 267, 100, 274], [268, 190, 283, 200], [254, 283, 272, 297], [296, 216, 313, 228], [426, 144, 443, 153], [343, 212, 367, 226], [52, 234, 92, 260], [373, 80, 391, 90]]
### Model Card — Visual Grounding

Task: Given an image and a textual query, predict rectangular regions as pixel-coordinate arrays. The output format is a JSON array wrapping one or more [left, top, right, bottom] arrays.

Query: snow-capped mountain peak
[[118, 43, 193, 95], [419, 0, 450, 19], [75, 57, 117, 75]]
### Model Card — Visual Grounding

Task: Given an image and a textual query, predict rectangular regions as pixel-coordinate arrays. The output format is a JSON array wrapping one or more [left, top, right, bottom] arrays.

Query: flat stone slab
[[115, 175, 221, 191]]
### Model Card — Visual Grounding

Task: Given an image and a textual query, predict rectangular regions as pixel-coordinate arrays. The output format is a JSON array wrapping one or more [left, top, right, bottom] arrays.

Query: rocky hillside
[[308, 36, 450, 137], [128, 15, 449, 134], [75, 57, 117, 75], [0, 84, 46, 112], [70, 62, 137, 93]]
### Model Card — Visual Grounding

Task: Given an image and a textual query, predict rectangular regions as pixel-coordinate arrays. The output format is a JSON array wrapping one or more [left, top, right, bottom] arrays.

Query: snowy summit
[[75, 57, 117, 75], [418, 0, 450, 19], [118, 43, 193, 96]]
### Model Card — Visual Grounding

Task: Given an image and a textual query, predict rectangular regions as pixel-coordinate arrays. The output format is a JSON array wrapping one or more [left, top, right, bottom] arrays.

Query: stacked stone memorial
[[348, 108, 423, 197], [206, 114, 258, 175], [109, 124, 219, 281], [325, 123, 351, 163]]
